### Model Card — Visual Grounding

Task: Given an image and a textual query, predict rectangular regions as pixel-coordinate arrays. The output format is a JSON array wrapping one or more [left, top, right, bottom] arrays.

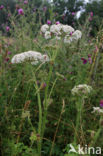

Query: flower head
[[71, 84, 92, 96], [72, 12, 75, 16], [56, 21, 60, 25], [5, 57, 10, 62], [11, 51, 49, 64], [62, 25, 74, 34], [0, 5, 4, 10], [44, 31, 51, 39], [18, 8, 24, 15], [92, 107, 103, 114], [47, 20, 51, 25], [24, 0, 28, 4], [81, 58, 87, 64], [100, 100, 103, 107], [6, 26, 10, 32], [90, 12, 93, 17], [43, 6, 47, 12], [41, 24, 49, 33], [8, 51, 11, 55]]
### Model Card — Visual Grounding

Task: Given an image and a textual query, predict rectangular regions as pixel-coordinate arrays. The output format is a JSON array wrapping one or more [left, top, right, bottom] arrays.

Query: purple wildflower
[[100, 100, 103, 107], [56, 21, 60, 25], [8, 51, 11, 55], [43, 6, 47, 12], [5, 57, 10, 62], [6, 26, 10, 32], [24, 0, 28, 4], [18, 8, 24, 15], [94, 46, 98, 53], [72, 12, 75, 16], [70, 32, 73, 36], [40, 82, 46, 90], [88, 57, 92, 64], [81, 58, 87, 64], [0, 5, 4, 10], [90, 12, 93, 17], [47, 20, 51, 25]]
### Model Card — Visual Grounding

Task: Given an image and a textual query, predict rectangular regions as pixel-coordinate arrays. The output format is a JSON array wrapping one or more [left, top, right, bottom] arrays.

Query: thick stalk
[[74, 97, 83, 143], [33, 73, 42, 156], [42, 65, 53, 139]]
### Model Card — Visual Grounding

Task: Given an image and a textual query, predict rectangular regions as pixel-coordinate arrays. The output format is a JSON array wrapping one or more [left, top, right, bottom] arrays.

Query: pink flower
[[6, 26, 10, 32], [8, 51, 11, 55], [24, 0, 28, 4], [81, 58, 87, 64], [72, 12, 75, 16], [8, 13, 11, 17], [90, 12, 93, 17], [47, 20, 51, 25], [100, 100, 103, 107], [0, 5, 4, 10], [70, 32, 73, 36], [56, 21, 60, 25], [18, 8, 24, 15], [94, 46, 98, 53], [43, 6, 47, 12], [5, 57, 10, 62], [88, 57, 92, 64]]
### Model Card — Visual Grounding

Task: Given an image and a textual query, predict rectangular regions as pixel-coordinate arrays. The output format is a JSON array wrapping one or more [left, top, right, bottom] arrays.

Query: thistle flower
[[90, 12, 93, 17], [11, 51, 49, 64], [8, 51, 11, 55], [81, 58, 87, 64], [43, 6, 47, 12], [56, 21, 60, 25], [24, 0, 28, 4], [72, 12, 75, 16], [71, 84, 92, 96], [100, 100, 103, 107], [47, 20, 51, 25], [18, 8, 24, 15], [0, 5, 4, 10], [5, 57, 10, 62], [6, 26, 10, 32]]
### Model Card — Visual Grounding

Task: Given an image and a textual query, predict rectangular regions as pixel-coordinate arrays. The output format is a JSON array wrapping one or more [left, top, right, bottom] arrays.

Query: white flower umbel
[[64, 35, 73, 44], [44, 31, 51, 39], [11, 51, 50, 64], [92, 107, 103, 114], [50, 24, 62, 35], [41, 24, 49, 33], [62, 25, 74, 34], [72, 30, 82, 40], [71, 84, 92, 96]]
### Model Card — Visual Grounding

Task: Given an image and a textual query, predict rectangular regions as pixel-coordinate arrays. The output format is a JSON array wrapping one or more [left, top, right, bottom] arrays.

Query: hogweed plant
[[71, 84, 93, 144], [11, 49, 58, 155]]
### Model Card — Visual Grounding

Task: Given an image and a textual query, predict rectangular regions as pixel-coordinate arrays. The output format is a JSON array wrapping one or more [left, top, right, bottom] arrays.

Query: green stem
[[90, 128, 101, 147], [74, 97, 83, 143], [33, 72, 42, 156], [42, 65, 53, 139]]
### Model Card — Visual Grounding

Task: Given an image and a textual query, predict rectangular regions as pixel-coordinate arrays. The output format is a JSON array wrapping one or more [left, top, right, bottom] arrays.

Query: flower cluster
[[92, 107, 103, 114], [41, 22, 82, 43], [11, 51, 49, 65], [71, 84, 92, 96]]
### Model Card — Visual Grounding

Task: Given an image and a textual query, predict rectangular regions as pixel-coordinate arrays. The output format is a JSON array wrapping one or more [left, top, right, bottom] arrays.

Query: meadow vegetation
[[0, 0, 103, 156]]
